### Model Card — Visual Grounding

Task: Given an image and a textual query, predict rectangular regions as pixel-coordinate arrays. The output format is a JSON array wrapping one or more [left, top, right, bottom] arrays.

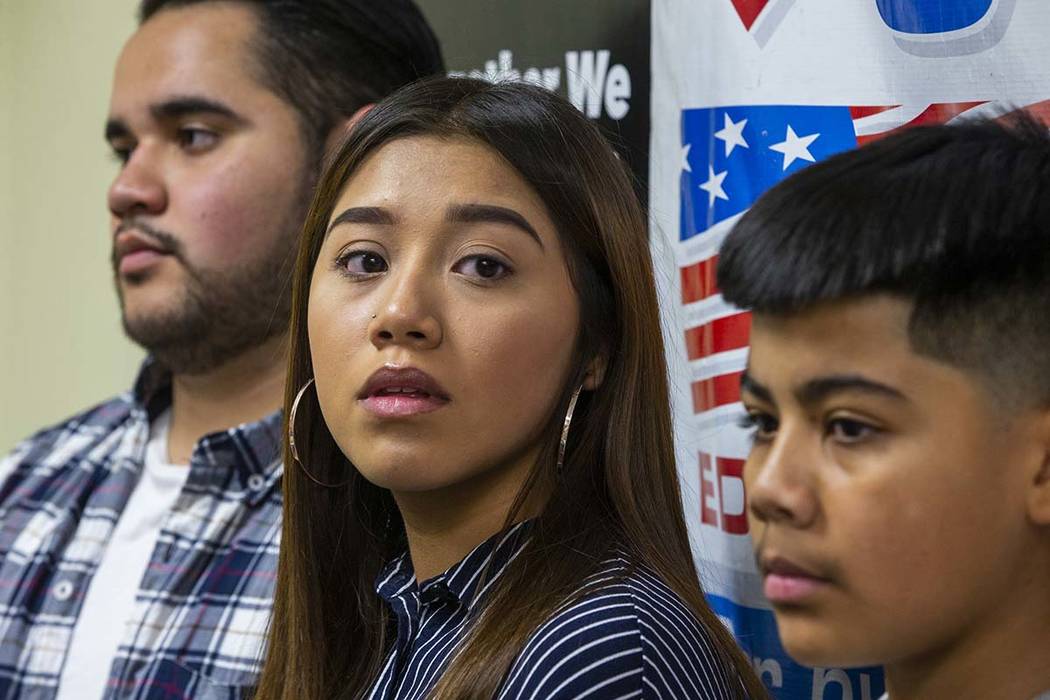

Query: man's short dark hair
[[139, 0, 445, 157], [718, 114, 1050, 408]]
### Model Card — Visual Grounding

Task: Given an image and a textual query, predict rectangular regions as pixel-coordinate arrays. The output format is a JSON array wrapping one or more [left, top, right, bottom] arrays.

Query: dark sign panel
[[416, 1, 651, 199]]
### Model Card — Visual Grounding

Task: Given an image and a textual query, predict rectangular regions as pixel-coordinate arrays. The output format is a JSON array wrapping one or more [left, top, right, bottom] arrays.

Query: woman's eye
[[339, 251, 388, 275], [827, 418, 876, 443], [453, 255, 512, 281], [738, 410, 778, 443]]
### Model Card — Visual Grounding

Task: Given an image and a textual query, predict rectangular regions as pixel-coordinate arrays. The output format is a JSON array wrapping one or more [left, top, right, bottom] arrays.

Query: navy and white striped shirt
[[366, 523, 739, 699]]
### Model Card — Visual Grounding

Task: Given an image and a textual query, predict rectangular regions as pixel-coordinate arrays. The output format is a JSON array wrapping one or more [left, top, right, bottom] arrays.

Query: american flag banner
[[650, 1, 1050, 698], [726, 0, 797, 46], [678, 100, 1003, 418]]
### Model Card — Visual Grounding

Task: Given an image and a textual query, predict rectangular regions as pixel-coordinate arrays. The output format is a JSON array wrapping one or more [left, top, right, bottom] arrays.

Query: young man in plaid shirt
[[0, 2, 443, 697]]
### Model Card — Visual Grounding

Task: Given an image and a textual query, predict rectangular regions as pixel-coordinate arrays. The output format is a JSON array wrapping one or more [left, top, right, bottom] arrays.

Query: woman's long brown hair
[[255, 77, 767, 700]]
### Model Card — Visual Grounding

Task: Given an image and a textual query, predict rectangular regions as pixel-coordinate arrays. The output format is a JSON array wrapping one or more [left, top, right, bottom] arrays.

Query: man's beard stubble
[[113, 220, 297, 376]]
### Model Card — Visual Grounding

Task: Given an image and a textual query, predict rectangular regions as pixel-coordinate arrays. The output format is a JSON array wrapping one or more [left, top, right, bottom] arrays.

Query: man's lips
[[357, 366, 451, 418], [114, 230, 172, 276], [759, 554, 832, 604]]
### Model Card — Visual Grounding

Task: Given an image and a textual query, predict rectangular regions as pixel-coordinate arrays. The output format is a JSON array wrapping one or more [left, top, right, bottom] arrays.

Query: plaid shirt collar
[[132, 357, 284, 501], [0, 357, 284, 699]]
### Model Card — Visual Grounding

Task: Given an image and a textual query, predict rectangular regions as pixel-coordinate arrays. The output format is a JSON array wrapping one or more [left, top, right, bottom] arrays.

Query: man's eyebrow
[[327, 207, 398, 233], [104, 118, 131, 142], [446, 203, 544, 250], [740, 371, 774, 404], [105, 98, 246, 143], [150, 96, 244, 123], [795, 374, 907, 405]]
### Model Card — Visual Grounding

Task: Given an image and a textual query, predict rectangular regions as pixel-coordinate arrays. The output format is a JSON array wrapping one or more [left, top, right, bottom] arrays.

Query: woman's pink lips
[[360, 393, 449, 418], [357, 366, 451, 418]]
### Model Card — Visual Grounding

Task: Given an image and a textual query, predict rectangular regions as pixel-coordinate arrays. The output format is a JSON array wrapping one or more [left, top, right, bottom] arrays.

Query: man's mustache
[[111, 220, 186, 267]]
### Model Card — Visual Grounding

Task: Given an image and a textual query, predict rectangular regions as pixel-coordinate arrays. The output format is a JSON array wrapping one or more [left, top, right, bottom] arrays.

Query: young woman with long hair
[[256, 77, 766, 699]]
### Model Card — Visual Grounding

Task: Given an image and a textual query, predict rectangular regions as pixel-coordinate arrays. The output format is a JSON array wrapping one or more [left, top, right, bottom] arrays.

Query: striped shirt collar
[[376, 520, 532, 613]]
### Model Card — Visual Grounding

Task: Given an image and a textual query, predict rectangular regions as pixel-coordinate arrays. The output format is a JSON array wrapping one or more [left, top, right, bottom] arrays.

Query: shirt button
[[247, 474, 266, 491], [52, 581, 74, 601]]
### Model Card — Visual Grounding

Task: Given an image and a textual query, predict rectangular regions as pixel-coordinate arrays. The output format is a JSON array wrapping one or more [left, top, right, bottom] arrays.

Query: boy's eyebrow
[[740, 371, 907, 406], [795, 374, 907, 405], [740, 371, 773, 403]]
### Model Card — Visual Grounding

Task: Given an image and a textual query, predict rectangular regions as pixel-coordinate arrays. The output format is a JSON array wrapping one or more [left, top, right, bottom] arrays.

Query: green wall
[[1, 2, 142, 452]]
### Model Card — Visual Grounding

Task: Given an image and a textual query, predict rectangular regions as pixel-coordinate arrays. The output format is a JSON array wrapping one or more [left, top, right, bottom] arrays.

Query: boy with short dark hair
[[719, 116, 1050, 700]]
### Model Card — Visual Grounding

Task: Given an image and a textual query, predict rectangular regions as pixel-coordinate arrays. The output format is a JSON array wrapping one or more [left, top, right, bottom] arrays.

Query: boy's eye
[[738, 410, 778, 443], [339, 251, 388, 275], [453, 255, 512, 281], [826, 418, 877, 443]]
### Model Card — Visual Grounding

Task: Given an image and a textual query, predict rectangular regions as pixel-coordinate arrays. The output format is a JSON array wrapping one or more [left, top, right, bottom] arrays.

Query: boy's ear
[[1026, 409, 1050, 526], [582, 354, 607, 391]]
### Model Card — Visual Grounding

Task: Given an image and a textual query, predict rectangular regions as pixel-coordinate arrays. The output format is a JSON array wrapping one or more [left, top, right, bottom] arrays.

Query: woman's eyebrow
[[445, 203, 544, 250], [327, 206, 398, 233]]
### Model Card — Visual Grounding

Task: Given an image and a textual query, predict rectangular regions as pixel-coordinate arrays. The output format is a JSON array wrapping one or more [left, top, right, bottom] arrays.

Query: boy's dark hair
[[719, 114, 1050, 407], [139, 0, 445, 158]]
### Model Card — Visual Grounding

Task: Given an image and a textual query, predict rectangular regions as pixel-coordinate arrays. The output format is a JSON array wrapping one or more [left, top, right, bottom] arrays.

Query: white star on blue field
[[680, 105, 858, 241]]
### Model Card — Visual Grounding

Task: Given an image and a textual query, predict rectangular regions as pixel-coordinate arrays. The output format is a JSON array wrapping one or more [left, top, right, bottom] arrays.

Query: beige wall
[[2, 3, 14, 449], [1, 2, 142, 452]]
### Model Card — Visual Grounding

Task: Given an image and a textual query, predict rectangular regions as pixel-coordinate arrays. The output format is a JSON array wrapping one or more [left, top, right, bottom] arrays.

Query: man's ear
[[582, 354, 608, 391], [1026, 408, 1050, 526], [323, 104, 375, 155], [348, 103, 374, 127]]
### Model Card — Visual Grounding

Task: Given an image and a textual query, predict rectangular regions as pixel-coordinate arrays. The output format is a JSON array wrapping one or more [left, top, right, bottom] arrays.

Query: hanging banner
[[416, 0, 651, 195], [650, 1, 1050, 698]]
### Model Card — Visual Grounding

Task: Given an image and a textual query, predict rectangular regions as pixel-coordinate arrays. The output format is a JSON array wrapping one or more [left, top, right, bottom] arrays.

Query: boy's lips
[[759, 553, 833, 604]]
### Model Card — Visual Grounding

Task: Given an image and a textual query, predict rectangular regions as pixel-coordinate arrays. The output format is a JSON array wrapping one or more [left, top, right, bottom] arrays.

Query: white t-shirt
[[56, 410, 189, 699]]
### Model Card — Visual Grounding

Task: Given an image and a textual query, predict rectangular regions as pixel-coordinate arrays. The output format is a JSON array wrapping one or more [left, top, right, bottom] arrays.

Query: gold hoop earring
[[557, 384, 584, 474], [289, 378, 350, 488]]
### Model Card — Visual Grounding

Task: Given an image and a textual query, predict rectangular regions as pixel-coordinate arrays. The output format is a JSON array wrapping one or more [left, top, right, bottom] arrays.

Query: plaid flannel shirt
[[0, 360, 283, 699]]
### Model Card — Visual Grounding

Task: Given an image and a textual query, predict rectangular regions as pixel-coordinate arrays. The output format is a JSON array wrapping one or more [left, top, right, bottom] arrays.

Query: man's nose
[[107, 145, 168, 218]]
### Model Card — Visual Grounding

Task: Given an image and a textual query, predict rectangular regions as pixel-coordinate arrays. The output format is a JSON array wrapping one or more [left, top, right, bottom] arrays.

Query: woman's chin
[[351, 460, 457, 494]]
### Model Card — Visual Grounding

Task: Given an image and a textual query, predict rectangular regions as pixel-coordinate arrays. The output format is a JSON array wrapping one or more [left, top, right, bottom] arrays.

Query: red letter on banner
[[699, 452, 719, 527], [718, 457, 748, 535], [700, 453, 749, 534]]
